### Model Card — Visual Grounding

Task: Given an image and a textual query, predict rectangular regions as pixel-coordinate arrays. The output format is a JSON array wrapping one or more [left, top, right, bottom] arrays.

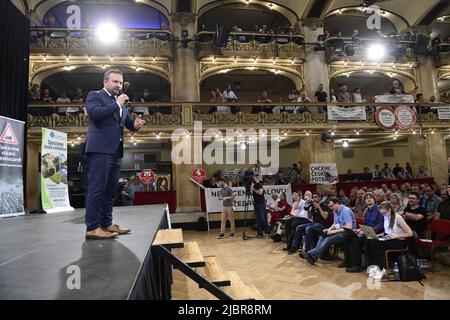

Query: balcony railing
[[30, 27, 174, 58], [196, 31, 305, 60], [27, 102, 450, 129]]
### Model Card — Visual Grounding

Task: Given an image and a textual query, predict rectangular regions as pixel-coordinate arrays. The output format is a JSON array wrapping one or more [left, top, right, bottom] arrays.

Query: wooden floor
[[172, 228, 450, 300]]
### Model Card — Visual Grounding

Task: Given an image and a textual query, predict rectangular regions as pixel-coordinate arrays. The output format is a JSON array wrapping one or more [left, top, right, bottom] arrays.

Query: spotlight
[[133, 141, 137, 145], [156, 132, 161, 139], [240, 142, 247, 150], [77, 136, 81, 141], [366, 43, 386, 61], [95, 22, 119, 45], [284, 131, 287, 136], [88, 55, 92, 62], [70, 142, 74, 147], [343, 140, 349, 148]]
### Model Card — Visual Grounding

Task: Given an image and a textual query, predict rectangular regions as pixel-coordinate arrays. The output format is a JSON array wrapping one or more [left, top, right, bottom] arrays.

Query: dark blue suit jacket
[[85, 89, 136, 157]]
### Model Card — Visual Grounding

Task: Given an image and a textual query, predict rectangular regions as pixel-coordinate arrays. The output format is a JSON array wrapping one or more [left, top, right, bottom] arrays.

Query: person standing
[[217, 178, 236, 239], [252, 177, 267, 237], [84, 69, 145, 240]]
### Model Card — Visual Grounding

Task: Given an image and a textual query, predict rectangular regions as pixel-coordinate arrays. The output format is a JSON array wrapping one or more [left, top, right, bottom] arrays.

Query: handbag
[[397, 252, 426, 283]]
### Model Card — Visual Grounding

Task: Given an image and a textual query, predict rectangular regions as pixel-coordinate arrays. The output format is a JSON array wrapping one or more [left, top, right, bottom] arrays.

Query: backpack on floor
[[398, 252, 426, 283], [196, 216, 208, 231]]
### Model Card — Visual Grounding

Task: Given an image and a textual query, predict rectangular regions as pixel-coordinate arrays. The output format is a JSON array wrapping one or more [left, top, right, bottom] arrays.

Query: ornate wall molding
[[171, 12, 196, 26], [29, 57, 172, 83], [300, 18, 324, 30]]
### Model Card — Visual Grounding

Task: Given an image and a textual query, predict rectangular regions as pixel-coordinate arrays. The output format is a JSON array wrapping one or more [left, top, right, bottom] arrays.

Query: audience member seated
[[392, 163, 402, 177], [338, 189, 350, 206], [359, 167, 372, 181], [397, 167, 413, 179], [389, 79, 406, 95], [415, 165, 429, 179], [266, 191, 279, 226], [42, 89, 54, 103], [365, 201, 413, 272], [232, 175, 243, 187], [277, 173, 289, 185], [296, 92, 312, 114], [381, 167, 396, 180], [288, 192, 330, 253], [283, 192, 311, 250], [337, 83, 352, 103], [374, 189, 386, 205], [436, 185, 450, 221], [345, 169, 357, 181], [72, 87, 85, 103], [252, 91, 273, 114], [420, 185, 442, 221], [402, 192, 427, 238], [342, 192, 383, 272], [123, 82, 137, 102], [28, 83, 40, 101], [300, 197, 356, 265], [203, 176, 220, 188], [268, 192, 291, 229], [352, 189, 366, 217], [371, 164, 382, 180], [389, 193, 405, 214]]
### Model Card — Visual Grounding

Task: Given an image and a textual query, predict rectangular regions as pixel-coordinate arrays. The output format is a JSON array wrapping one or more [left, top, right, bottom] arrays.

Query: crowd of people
[[215, 171, 450, 279], [199, 79, 449, 115], [344, 162, 431, 182], [28, 81, 168, 116]]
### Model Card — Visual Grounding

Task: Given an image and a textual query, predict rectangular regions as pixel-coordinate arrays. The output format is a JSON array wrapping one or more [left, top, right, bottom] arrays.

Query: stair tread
[[223, 271, 256, 300], [174, 241, 205, 267], [152, 228, 183, 248], [198, 257, 230, 287]]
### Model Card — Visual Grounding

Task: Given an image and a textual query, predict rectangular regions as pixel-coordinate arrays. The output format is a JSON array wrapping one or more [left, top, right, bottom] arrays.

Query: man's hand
[[117, 94, 129, 107], [313, 201, 320, 208], [134, 114, 145, 130]]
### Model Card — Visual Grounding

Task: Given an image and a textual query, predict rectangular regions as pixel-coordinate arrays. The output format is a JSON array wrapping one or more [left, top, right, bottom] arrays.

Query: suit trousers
[[85, 152, 121, 231]]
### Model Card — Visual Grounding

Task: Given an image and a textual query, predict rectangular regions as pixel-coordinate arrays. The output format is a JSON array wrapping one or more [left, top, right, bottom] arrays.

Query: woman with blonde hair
[[389, 193, 404, 214]]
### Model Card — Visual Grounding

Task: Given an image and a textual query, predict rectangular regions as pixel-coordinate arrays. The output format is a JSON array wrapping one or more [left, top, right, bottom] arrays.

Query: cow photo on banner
[[40, 128, 74, 213], [0, 116, 25, 217], [204, 184, 293, 213], [310, 163, 339, 185]]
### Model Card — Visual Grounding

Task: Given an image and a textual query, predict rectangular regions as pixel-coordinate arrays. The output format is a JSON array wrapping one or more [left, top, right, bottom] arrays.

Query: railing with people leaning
[[26, 101, 450, 129]]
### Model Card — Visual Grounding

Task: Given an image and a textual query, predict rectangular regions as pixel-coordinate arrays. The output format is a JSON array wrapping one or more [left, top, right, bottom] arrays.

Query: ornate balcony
[[436, 42, 450, 67], [196, 31, 306, 60], [27, 103, 450, 132], [30, 27, 174, 59]]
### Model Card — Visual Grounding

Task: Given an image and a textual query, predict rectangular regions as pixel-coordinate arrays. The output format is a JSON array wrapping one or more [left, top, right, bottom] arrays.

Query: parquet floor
[[172, 228, 450, 300]]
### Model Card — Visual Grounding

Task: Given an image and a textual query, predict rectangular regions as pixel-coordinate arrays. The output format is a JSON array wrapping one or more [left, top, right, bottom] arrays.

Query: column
[[408, 135, 431, 177], [417, 55, 439, 100], [26, 141, 39, 209], [170, 12, 200, 102], [426, 134, 448, 184], [172, 134, 202, 212], [301, 18, 330, 104], [170, 12, 201, 212], [299, 135, 336, 192]]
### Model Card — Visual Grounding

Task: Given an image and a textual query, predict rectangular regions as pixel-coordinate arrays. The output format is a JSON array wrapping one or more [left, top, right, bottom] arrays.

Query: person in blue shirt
[[341, 192, 384, 272], [300, 198, 356, 265]]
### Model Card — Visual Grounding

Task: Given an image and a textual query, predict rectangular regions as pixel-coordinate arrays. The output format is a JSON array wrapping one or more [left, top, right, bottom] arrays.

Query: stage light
[[284, 131, 287, 136], [77, 136, 81, 141], [133, 141, 137, 145], [110, 55, 114, 61], [305, 130, 310, 136], [95, 22, 119, 45], [278, 137, 282, 142], [343, 140, 349, 148], [152, 55, 156, 62], [70, 142, 75, 147], [234, 56, 237, 63], [65, 54, 70, 62], [156, 132, 161, 139], [42, 54, 47, 61], [240, 142, 247, 150], [273, 57, 276, 64], [131, 55, 136, 62], [366, 43, 386, 61], [253, 57, 257, 63]]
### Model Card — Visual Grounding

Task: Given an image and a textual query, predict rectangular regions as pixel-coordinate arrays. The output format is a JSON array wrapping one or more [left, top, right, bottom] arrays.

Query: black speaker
[[176, 0, 191, 13], [214, 25, 231, 47], [344, 45, 355, 56], [415, 35, 430, 55]]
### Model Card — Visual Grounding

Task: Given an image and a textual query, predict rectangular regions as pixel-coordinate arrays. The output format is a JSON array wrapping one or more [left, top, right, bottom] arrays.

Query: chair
[[380, 248, 408, 280], [356, 216, 365, 228], [416, 219, 450, 271]]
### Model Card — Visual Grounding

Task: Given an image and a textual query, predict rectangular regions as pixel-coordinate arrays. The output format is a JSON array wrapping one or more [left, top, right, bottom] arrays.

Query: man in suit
[[84, 69, 145, 239]]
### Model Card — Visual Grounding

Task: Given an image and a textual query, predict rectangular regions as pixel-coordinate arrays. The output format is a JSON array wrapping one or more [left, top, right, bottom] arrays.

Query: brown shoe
[[104, 224, 131, 235], [86, 227, 118, 240]]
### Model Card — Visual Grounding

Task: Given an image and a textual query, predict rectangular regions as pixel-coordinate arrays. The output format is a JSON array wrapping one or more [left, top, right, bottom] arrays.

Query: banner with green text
[[41, 128, 74, 213]]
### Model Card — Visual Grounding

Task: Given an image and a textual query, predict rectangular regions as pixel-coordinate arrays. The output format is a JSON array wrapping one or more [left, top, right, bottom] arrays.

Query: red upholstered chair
[[416, 219, 450, 271]]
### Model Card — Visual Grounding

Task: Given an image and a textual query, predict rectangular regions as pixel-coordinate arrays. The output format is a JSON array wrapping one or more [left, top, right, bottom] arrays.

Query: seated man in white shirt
[[283, 192, 312, 249], [266, 191, 279, 226]]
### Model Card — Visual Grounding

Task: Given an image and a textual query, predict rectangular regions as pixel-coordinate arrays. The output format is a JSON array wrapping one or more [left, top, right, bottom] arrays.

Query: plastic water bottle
[[394, 262, 400, 281]]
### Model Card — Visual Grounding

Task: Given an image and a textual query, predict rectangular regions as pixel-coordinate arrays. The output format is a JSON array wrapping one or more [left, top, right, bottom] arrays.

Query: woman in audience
[[389, 193, 404, 214], [352, 88, 363, 103], [353, 189, 366, 217], [365, 201, 413, 270], [269, 193, 290, 227]]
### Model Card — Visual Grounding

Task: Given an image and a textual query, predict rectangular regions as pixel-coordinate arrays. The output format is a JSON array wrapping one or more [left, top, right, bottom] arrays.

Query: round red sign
[[192, 167, 207, 183], [139, 169, 155, 185], [375, 106, 396, 130], [394, 105, 416, 130]]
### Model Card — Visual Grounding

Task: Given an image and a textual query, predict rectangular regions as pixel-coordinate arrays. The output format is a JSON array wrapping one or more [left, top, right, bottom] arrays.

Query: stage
[[0, 204, 170, 300]]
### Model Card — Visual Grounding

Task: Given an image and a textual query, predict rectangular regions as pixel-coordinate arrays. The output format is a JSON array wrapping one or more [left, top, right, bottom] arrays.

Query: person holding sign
[[217, 178, 236, 239], [84, 69, 145, 240]]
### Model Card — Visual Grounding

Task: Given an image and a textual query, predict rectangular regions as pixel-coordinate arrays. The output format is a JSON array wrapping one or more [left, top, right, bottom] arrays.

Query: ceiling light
[[95, 22, 119, 45], [367, 43, 386, 61], [343, 140, 349, 148]]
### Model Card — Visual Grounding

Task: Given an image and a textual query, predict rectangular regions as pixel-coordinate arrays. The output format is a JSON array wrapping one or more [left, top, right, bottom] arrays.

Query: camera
[[243, 168, 254, 194]]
